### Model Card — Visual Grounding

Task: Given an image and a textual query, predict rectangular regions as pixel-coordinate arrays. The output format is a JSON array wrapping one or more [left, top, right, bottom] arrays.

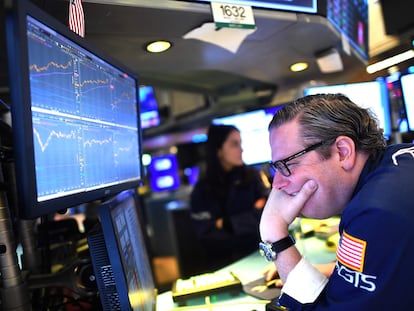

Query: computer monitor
[[400, 73, 414, 132], [326, 0, 369, 61], [212, 106, 284, 165], [87, 189, 156, 311], [139, 85, 161, 130], [147, 154, 181, 192], [5, 0, 143, 218], [304, 81, 392, 139], [380, 0, 414, 35]]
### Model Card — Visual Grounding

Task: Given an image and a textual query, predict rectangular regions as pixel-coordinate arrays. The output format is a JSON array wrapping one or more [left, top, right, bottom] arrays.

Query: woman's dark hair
[[269, 93, 386, 158], [202, 123, 257, 198], [204, 123, 239, 184]]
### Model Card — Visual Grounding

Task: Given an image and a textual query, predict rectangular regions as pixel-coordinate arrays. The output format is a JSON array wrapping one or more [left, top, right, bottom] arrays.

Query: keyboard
[[172, 271, 243, 305]]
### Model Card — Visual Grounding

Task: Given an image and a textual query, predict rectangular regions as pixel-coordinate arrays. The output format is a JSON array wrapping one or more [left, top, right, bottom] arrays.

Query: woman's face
[[217, 130, 244, 171]]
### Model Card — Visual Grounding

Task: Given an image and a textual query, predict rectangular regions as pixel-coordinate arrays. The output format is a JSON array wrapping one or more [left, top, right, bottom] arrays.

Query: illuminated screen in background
[[213, 106, 283, 165], [326, 0, 369, 61], [26, 15, 142, 203], [304, 81, 392, 139], [148, 154, 181, 192], [139, 85, 160, 129], [400, 73, 414, 132]]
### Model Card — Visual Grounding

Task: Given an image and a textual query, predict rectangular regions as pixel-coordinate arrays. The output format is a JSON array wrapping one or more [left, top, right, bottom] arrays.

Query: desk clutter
[[162, 217, 340, 309], [295, 217, 340, 252], [172, 271, 243, 305]]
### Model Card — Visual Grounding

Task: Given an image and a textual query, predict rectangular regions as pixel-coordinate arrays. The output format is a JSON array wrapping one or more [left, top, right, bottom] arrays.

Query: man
[[259, 93, 414, 310]]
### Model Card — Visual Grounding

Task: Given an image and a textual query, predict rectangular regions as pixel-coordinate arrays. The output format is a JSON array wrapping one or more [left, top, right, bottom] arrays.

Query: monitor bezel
[[5, 0, 143, 219], [97, 189, 156, 311]]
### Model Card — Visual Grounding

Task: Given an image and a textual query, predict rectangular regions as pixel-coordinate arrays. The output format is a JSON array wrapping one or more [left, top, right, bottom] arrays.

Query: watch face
[[259, 242, 276, 262]]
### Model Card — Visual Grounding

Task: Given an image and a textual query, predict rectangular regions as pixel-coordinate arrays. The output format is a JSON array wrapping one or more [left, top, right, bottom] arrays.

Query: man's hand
[[262, 262, 278, 281], [259, 180, 317, 242]]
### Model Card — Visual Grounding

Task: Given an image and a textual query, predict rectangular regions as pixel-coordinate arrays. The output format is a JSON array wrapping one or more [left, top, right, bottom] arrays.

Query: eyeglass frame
[[268, 140, 332, 177]]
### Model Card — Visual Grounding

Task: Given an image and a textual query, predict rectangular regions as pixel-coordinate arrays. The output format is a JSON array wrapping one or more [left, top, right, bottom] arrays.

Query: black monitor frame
[[5, 0, 143, 219], [88, 189, 156, 311]]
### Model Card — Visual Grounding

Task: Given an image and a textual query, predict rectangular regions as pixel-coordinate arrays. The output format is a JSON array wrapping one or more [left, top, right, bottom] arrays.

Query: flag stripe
[[69, 0, 85, 37], [336, 231, 366, 272]]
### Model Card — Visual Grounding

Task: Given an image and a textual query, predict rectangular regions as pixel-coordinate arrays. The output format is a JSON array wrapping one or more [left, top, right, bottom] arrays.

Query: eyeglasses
[[269, 140, 330, 177]]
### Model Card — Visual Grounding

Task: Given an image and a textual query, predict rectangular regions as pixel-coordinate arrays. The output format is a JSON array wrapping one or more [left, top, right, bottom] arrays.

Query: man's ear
[[335, 136, 356, 170]]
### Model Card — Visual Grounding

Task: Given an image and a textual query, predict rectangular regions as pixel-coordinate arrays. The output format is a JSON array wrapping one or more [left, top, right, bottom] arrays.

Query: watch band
[[259, 235, 295, 262], [271, 235, 296, 253]]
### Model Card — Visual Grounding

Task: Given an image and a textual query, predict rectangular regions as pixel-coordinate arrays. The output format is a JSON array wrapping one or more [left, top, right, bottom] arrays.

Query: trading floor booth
[[2, 0, 339, 309]]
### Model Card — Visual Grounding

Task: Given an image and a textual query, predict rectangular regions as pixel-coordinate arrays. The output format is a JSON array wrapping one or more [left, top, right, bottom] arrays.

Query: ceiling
[[30, 0, 368, 90], [1, 0, 413, 147]]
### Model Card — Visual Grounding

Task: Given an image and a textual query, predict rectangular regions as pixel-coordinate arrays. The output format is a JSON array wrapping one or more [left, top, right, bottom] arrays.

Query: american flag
[[69, 0, 85, 37], [336, 231, 367, 272]]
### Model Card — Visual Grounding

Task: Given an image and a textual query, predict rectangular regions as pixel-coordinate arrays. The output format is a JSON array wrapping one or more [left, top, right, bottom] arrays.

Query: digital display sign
[[195, 0, 318, 14]]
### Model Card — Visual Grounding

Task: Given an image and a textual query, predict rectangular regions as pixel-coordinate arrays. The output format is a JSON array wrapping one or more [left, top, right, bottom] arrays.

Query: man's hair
[[269, 93, 386, 158]]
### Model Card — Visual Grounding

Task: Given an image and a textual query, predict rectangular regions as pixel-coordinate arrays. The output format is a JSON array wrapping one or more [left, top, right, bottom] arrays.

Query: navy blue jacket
[[277, 144, 414, 310]]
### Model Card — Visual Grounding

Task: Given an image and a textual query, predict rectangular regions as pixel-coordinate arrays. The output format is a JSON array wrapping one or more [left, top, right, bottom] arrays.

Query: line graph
[[33, 126, 77, 153], [33, 116, 83, 197], [30, 60, 73, 73], [25, 18, 142, 204], [28, 36, 77, 113], [113, 130, 141, 181], [82, 126, 119, 186]]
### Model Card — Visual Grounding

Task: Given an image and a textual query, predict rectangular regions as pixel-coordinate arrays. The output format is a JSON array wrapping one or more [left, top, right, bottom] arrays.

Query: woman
[[190, 124, 269, 270]]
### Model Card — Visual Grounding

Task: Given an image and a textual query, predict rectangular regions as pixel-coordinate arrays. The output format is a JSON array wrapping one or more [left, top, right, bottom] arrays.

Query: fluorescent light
[[366, 50, 414, 74]]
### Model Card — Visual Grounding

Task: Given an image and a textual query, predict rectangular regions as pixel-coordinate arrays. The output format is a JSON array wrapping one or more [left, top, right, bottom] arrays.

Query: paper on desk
[[183, 22, 256, 53]]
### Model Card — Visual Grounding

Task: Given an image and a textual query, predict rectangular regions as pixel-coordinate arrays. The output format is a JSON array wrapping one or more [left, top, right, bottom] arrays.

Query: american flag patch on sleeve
[[336, 231, 367, 272]]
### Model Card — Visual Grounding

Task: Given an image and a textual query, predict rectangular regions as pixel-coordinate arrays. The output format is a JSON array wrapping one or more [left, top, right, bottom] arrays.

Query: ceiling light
[[366, 50, 414, 74], [146, 40, 172, 53], [290, 62, 308, 72]]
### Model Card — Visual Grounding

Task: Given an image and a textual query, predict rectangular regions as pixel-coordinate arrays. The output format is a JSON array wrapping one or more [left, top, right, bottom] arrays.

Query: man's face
[[269, 119, 353, 219]]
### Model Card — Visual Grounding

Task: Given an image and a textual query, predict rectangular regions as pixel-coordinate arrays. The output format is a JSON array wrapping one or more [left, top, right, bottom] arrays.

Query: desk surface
[[156, 235, 336, 311]]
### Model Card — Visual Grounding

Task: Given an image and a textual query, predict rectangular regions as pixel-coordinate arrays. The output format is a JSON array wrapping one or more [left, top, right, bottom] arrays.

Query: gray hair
[[269, 93, 386, 158]]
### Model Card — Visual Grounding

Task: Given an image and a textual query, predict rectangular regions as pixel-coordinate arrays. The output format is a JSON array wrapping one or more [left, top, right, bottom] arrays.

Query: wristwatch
[[259, 235, 296, 262]]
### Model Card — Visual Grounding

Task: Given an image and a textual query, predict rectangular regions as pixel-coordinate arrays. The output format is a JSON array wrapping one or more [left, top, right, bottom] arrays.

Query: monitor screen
[[6, 0, 143, 218], [400, 73, 414, 132], [304, 81, 392, 139], [212, 106, 283, 165], [326, 0, 369, 61], [139, 85, 160, 130], [147, 154, 181, 192], [88, 190, 156, 311]]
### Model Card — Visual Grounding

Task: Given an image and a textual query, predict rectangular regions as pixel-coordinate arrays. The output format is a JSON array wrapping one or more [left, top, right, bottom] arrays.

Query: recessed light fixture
[[290, 62, 309, 72], [145, 40, 172, 53]]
